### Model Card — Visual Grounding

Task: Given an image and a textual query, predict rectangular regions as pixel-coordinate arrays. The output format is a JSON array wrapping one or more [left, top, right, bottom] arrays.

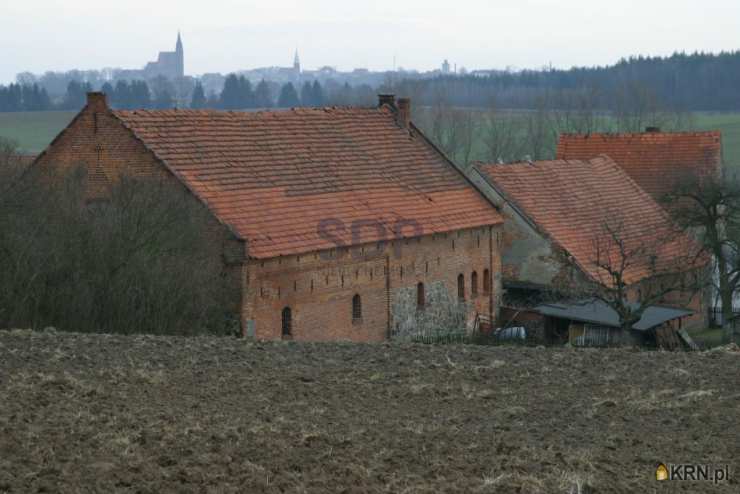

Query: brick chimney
[[378, 94, 396, 108], [87, 92, 108, 112], [397, 98, 411, 129]]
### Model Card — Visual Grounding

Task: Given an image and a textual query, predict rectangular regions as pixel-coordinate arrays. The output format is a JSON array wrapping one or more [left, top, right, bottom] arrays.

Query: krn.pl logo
[[656, 463, 669, 481]]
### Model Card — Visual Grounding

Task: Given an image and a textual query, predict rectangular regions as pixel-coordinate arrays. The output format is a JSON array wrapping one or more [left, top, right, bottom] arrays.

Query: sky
[[2, 0, 739, 84]]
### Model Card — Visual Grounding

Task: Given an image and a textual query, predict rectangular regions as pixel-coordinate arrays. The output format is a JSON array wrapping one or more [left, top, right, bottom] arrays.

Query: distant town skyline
[[2, 0, 739, 84]]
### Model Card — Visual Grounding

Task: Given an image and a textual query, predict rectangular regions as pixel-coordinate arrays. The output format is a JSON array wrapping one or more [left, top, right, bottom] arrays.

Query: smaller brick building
[[471, 155, 709, 336], [556, 130, 722, 200], [34, 93, 504, 341]]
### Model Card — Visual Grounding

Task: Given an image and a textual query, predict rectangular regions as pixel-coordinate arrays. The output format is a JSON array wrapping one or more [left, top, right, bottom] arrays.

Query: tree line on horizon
[[0, 75, 332, 112], [5, 50, 740, 113], [389, 51, 740, 112], [190, 74, 327, 110]]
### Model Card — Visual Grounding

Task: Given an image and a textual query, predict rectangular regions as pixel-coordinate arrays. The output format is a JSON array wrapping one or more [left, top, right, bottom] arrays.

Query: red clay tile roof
[[478, 156, 701, 286], [112, 106, 502, 259], [556, 131, 721, 199]]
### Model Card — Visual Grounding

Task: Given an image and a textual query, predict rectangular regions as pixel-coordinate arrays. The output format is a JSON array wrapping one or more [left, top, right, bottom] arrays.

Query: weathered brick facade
[[34, 93, 504, 341], [245, 227, 502, 341]]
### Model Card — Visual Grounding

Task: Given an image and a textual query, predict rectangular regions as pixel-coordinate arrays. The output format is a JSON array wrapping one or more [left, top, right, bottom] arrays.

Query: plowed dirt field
[[1, 330, 738, 493]]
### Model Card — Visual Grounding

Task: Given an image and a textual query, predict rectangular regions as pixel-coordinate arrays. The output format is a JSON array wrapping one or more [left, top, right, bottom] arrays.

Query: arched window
[[483, 269, 491, 294], [471, 271, 478, 297], [417, 282, 425, 311], [352, 294, 362, 322], [457, 274, 465, 301], [281, 307, 292, 337]]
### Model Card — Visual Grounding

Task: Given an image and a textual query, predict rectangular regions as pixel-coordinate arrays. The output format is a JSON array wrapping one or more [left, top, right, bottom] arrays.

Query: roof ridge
[[113, 105, 386, 116], [559, 130, 721, 138]]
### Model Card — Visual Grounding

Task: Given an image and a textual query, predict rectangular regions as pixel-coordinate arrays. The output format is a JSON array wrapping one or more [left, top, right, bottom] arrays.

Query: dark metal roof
[[535, 299, 693, 331]]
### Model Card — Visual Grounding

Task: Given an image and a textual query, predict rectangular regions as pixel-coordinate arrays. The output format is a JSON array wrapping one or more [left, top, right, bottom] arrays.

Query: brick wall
[[243, 226, 502, 341]]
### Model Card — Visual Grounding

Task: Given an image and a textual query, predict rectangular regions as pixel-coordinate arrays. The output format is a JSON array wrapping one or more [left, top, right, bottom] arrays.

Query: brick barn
[[34, 92, 504, 341]]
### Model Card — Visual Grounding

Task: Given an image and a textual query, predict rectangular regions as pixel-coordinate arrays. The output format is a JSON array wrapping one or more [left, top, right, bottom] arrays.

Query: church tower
[[293, 49, 301, 74], [175, 31, 184, 78]]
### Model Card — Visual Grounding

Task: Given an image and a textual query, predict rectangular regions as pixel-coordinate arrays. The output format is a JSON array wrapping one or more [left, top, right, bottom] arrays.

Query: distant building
[[293, 49, 301, 73], [115, 33, 184, 81], [237, 50, 302, 85], [442, 59, 451, 74]]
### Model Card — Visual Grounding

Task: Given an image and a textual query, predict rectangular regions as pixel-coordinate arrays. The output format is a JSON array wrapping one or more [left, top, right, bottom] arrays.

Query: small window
[[471, 271, 478, 297], [483, 269, 491, 294], [281, 307, 292, 337], [352, 294, 362, 323], [417, 282, 425, 311], [457, 274, 465, 301]]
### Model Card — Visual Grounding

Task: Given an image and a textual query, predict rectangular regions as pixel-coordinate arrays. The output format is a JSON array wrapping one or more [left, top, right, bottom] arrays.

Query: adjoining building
[[535, 299, 695, 349], [556, 129, 722, 201], [558, 129, 730, 322], [471, 155, 709, 347], [33, 93, 504, 341]]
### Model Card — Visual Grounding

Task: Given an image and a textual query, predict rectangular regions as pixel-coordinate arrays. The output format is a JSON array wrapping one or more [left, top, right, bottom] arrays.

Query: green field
[[0, 111, 76, 154], [2, 110, 740, 165], [695, 112, 740, 166]]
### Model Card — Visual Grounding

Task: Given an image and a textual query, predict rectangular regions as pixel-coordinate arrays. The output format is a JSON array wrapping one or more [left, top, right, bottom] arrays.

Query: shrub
[[0, 156, 236, 335]]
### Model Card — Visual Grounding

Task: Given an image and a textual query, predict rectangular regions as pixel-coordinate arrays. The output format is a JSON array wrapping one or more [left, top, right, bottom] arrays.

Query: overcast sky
[[2, 0, 739, 84]]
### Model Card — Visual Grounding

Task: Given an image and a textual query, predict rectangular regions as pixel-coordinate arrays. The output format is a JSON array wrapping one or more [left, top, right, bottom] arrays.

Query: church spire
[[175, 31, 184, 78], [293, 49, 301, 73]]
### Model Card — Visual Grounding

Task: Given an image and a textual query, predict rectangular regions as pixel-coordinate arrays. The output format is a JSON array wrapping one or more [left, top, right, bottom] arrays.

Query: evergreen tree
[[61, 81, 92, 110], [300, 81, 314, 106], [20, 84, 50, 111], [112, 80, 131, 109], [311, 80, 325, 107], [39, 86, 52, 111], [220, 74, 241, 109], [8, 84, 22, 112], [191, 82, 207, 109], [0, 86, 8, 112], [152, 88, 175, 109], [129, 81, 151, 109], [254, 80, 273, 108], [206, 91, 220, 109], [101, 82, 114, 100], [150, 76, 176, 109], [238, 76, 254, 108], [277, 82, 300, 108]]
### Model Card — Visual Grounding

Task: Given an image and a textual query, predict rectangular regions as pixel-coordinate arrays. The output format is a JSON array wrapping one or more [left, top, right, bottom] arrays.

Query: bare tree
[[665, 173, 740, 341], [570, 220, 705, 333], [0, 163, 238, 335], [549, 87, 607, 135], [480, 100, 526, 164], [522, 96, 558, 161]]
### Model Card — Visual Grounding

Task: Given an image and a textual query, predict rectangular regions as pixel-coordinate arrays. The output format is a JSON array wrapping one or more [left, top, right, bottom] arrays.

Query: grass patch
[[687, 327, 727, 349], [0, 111, 76, 153], [694, 112, 740, 167]]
